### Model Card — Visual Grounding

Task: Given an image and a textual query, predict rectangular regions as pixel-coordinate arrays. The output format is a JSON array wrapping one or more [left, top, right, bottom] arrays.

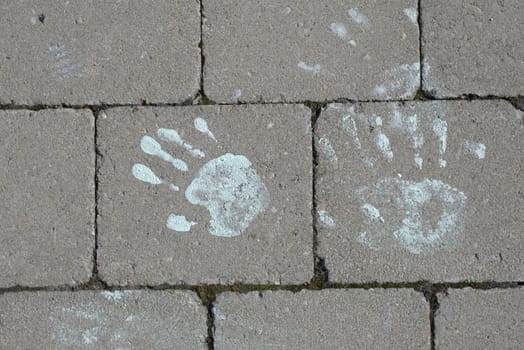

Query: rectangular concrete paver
[[213, 289, 429, 349], [435, 288, 524, 349], [422, 0, 524, 97], [97, 105, 313, 285], [0, 109, 94, 287], [315, 100, 523, 283], [203, 0, 419, 103], [0, 290, 207, 349], [0, 1, 200, 105]]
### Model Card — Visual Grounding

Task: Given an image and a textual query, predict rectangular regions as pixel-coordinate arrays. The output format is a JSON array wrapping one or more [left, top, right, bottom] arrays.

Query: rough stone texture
[[316, 100, 523, 283], [0, 290, 207, 349], [97, 105, 313, 285], [203, 0, 419, 103], [213, 289, 429, 349], [0, 1, 200, 105], [422, 0, 524, 97], [0, 109, 94, 287], [435, 288, 524, 349]]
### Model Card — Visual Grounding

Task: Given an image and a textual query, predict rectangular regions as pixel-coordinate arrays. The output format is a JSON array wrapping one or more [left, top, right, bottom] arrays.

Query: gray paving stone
[[0, 290, 207, 349], [315, 100, 524, 283], [203, 0, 419, 103], [0, 1, 200, 105], [421, 0, 524, 97], [435, 288, 524, 349], [213, 289, 429, 349], [0, 109, 94, 287], [97, 105, 313, 285]]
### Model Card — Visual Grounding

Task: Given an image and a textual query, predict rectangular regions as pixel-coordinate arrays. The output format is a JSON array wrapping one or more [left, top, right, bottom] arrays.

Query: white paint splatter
[[355, 177, 467, 254], [329, 22, 357, 47], [361, 203, 384, 223], [373, 63, 420, 99], [185, 154, 270, 237], [298, 61, 323, 74], [234, 89, 242, 98], [157, 128, 205, 158], [464, 140, 486, 159], [318, 210, 336, 228], [318, 137, 338, 165], [140, 135, 189, 172], [348, 8, 369, 27], [432, 119, 448, 168], [166, 214, 197, 232], [403, 8, 418, 24]]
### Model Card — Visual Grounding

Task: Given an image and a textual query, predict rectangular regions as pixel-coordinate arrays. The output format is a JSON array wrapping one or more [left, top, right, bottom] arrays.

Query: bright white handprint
[[132, 117, 270, 237]]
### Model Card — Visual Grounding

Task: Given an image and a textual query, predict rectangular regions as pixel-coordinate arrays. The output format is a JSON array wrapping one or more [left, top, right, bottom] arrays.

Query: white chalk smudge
[[194, 117, 217, 142], [166, 214, 197, 232], [406, 114, 425, 169], [329, 22, 357, 47], [185, 154, 269, 237], [373, 63, 420, 99], [318, 210, 336, 228], [464, 140, 486, 159], [355, 177, 467, 254], [432, 119, 448, 168], [342, 112, 362, 149], [361, 203, 384, 223], [48, 44, 82, 79], [318, 137, 338, 165], [140, 135, 189, 172], [157, 128, 205, 158], [101, 291, 125, 301], [376, 129, 394, 162], [298, 61, 323, 74], [348, 8, 369, 27], [403, 8, 418, 24]]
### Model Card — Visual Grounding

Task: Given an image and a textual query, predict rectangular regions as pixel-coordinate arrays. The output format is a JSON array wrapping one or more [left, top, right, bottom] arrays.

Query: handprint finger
[[157, 128, 205, 159], [140, 135, 188, 172], [132, 163, 179, 191], [194, 117, 217, 142]]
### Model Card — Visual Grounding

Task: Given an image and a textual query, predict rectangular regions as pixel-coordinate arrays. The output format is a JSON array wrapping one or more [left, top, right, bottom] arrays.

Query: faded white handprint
[[317, 104, 486, 254], [132, 117, 270, 237]]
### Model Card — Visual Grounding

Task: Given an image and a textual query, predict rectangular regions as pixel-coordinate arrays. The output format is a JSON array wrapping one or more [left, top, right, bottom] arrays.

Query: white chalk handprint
[[132, 117, 270, 237], [318, 104, 486, 254]]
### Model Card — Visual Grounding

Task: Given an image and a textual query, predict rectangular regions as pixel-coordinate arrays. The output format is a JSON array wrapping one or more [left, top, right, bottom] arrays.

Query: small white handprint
[[132, 117, 270, 237], [317, 104, 486, 254]]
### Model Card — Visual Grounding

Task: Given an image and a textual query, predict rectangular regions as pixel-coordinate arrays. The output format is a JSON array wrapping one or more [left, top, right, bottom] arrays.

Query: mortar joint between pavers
[[0, 281, 522, 296], [1, 95, 523, 111]]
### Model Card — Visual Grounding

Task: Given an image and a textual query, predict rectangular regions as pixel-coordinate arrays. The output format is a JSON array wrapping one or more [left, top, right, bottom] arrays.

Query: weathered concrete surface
[[203, 0, 419, 103], [97, 105, 313, 285], [0, 290, 207, 349], [213, 289, 429, 349], [422, 0, 524, 97], [0, 1, 200, 105], [0, 109, 94, 287], [435, 288, 524, 349], [315, 100, 523, 283]]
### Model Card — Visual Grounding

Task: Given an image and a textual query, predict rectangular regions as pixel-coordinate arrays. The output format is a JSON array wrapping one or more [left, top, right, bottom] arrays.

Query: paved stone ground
[[0, 1, 523, 349]]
